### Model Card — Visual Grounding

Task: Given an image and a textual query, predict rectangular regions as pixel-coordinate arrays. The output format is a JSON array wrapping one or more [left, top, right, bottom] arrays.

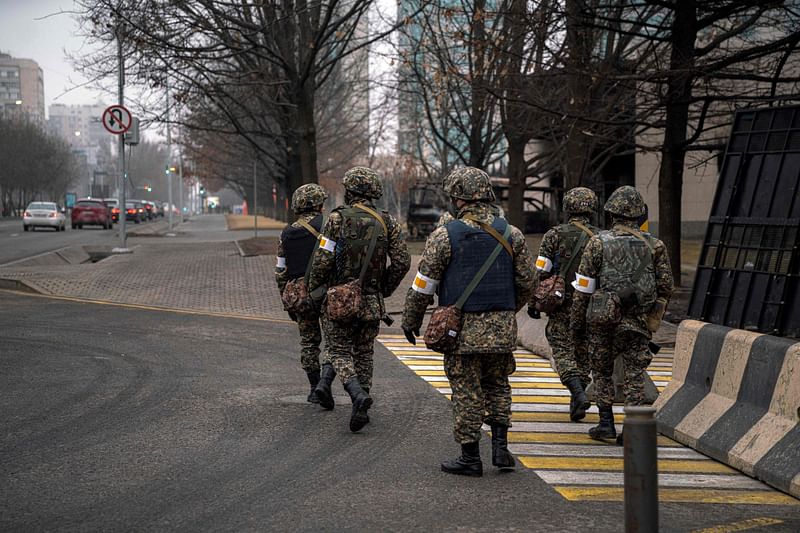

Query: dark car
[[71, 199, 112, 229], [125, 201, 144, 224]]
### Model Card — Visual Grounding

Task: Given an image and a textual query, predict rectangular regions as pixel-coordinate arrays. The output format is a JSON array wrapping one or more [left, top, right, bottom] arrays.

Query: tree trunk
[[286, 83, 319, 222], [506, 136, 527, 230], [658, 1, 697, 287], [564, 0, 593, 190]]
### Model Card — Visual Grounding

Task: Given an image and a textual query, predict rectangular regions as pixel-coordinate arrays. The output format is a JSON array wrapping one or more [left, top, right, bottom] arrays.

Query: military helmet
[[604, 185, 646, 219], [291, 183, 328, 213], [563, 187, 597, 215], [343, 166, 383, 199], [446, 166, 495, 202]]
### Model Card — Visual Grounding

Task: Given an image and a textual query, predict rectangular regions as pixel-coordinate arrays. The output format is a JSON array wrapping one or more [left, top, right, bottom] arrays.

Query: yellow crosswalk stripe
[[427, 380, 568, 390], [512, 412, 606, 423], [507, 432, 681, 446], [555, 487, 798, 505], [511, 396, 570, 404], [519, 456, 736, 474]]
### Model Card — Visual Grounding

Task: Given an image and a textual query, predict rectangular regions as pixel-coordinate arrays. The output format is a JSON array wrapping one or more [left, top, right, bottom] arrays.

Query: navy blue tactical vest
[[281, 214, 323, 280], [439, 218, 516, 312]]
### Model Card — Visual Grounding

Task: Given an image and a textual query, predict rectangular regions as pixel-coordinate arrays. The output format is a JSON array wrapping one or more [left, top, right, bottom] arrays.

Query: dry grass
[[238, 237, 279, 256], [225, 214, 284, 231]]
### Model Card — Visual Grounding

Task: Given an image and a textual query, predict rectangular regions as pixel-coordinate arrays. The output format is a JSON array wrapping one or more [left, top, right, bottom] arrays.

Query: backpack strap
[[560, 222, 595, 279], [454, 223, 513, 310], [353, 203, 388, 235], [616, 226, 655, 254], [296, 218, 320, 239], [461, 215, 513, 257]]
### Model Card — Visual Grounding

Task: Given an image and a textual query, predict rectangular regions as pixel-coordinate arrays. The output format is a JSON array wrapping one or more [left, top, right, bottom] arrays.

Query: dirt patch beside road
[[238, 237, 279, 256], [225, 214, 284, 230]]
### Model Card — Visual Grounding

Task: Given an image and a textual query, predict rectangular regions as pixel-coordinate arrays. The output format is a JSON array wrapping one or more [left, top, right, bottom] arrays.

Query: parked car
[[71, 198, 113, 229], [104, 198, 119, 223], [125, 201, 144, 224], [23, 201, 66, 231], [142, 200, 156, 220]]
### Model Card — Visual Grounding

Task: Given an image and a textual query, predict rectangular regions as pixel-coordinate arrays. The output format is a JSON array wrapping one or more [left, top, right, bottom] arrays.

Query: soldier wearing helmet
[[307, 166, 410, 432], [529, 187, 600, 423], [402, 166, 534, 477], [276, 182, 331, 403], [569, 185, 673, 443]]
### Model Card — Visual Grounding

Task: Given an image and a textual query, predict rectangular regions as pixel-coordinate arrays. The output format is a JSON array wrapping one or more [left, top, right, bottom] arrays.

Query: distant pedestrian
[[307, 167, 411, 432], [275, 183, 331, 403], [569, 186, 673, 442], [530, 187, 599, 422], [402, 167, 534, 476]]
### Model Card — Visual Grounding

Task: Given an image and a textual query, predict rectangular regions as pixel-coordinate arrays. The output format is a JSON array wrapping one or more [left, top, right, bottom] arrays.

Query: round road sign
[[102, 105, 133, 135]]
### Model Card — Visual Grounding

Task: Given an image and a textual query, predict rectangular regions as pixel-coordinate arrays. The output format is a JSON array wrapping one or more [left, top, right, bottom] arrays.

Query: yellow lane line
[[0, 289, 294, 324], [555, 487, 797, 506], [519, 456, 737, 474], [507, 432, 681, 447], [692, 517, 788, 532], [512, 412, 606, 423]]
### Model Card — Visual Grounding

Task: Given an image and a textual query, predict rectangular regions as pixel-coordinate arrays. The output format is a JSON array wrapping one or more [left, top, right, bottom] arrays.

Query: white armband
[[572, 273, 597, 294], [411, 272, 439, 295], [318, 236, 336, 252], [276, 257, 286, 269], [535, 255, 553, 273]]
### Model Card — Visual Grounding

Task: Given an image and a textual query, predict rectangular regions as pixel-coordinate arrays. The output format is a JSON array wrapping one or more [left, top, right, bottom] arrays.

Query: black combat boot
[[344, 377, 373, 433], [441, 442, 483, 477], [490, 424, 515, 470], [306, 370, 320, 404], [314, 364, 337, 410], [588, 406, 617, 440], [565, 376, 590, 422], [362, 386, 371, 424]]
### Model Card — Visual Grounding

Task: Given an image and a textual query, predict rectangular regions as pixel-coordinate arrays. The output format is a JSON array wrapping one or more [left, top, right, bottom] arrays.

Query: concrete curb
[[655, 319, 800, 499]]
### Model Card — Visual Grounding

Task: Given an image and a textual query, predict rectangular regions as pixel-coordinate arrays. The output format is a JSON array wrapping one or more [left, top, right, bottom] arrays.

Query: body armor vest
[[281, 214, 323, 280], [439, 218, 515, 312], [333, 205, 388, 295], [555, 221, 597, 299], [598, 230, 657, 314]]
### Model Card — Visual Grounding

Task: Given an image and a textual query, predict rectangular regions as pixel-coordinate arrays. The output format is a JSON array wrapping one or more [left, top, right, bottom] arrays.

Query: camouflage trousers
[[546, 306, 590, 385], [588, 328, 651, 408], [296, 313, 329, 373], [443, 352, 516, 444], [321, 314, 380, 391]]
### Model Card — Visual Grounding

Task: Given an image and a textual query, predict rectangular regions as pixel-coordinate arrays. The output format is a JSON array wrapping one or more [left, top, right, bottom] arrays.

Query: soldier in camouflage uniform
[[275, 183, 332, 403], [307, 167, 411, 432], [569, 186, 673, 441], [402, 167, 534, 476], [530, 187, 599, 422]]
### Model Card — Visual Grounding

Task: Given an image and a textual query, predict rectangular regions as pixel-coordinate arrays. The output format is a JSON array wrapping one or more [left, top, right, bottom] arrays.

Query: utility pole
[[165, 84, 173, 233], [114, 22, 129, 253], [253, 156, 258, 239]]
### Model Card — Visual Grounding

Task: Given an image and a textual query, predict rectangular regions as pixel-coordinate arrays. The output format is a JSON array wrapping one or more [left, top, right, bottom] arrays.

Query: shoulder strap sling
[[351, 203, 386, 287], [454, 223, 513, 310], [461, 215, 514, 257], [296, 218, 321, 239], [354, 204, 388, 235], [300, 218, 324, 286], [560, 221, 595, 278], [615, 226, 655, 283]]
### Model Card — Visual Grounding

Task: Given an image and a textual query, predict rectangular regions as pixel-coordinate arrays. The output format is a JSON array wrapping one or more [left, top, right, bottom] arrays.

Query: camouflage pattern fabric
[[321, 313, 380, 389], [343, 166, 383, 199], [445, 352, 516, 444], [563, 187, 597, 215], [444, 167, 496, 202], [308, 194, 410, 389], [533, 214, 598, 385], [291, 183, 328, 213], [570, 215, 674, 408], [588, 329, 651, 407], [435, 210, 455, 230], [402, 202, 534, 354], [604, 185, 646, 220], [275, 210, 330, 372]]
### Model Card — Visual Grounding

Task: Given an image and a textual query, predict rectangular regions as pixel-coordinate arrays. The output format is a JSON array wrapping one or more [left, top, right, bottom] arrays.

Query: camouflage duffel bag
[[424, 305, 462, 354], [586, 290, 622, 328], [532, 275, 566, 313], [326, 280, 363, 321], [281, 278, 316, 316]]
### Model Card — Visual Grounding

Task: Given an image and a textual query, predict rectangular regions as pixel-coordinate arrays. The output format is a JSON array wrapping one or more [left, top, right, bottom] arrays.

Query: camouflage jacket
[[402, 202, 534, 355], [532, 215, 599, 305], [307, 199, 411, 321], [275, 212, 321, 294], [569, 220, 674, 337]]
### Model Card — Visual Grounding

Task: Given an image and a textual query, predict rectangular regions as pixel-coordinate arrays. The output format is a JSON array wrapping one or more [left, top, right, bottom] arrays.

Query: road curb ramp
[[655, 320, 800, 499]]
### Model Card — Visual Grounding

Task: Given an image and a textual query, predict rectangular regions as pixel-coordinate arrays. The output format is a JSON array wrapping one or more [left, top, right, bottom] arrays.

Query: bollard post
[[623, 406, 658, 533]]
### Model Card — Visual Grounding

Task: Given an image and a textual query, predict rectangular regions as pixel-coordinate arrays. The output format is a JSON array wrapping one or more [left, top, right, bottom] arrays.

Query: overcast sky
[[0, 0, 107, 113]]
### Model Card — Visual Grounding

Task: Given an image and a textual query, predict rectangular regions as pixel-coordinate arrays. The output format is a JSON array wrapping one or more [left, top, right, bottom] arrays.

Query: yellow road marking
[[0, 289, 294, 324], [511, 396, 570, 404], [520, 456, 736, 474], [512, 412, 606, 423], [508, 432, 680, 446], [556, 487, 797, 506], [425, 380, 568, 390], [692, 517, 787, 532]]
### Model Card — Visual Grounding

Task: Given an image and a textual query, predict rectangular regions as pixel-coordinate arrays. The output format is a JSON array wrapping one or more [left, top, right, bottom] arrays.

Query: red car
[[71, 199, 113, 229]]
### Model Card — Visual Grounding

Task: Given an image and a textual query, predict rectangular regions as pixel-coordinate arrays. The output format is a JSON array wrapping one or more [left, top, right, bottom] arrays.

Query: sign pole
[[116, 24, 128, 252]]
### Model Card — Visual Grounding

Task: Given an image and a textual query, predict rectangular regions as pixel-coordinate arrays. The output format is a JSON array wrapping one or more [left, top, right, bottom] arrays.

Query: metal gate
[[688, 105, 800, 338]]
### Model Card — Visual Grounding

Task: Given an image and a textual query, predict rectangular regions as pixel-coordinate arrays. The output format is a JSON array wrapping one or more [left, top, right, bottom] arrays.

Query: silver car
[[23, 201, 66, 231]]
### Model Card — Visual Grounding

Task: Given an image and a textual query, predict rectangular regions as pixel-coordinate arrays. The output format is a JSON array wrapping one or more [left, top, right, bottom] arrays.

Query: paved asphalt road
[[2, 290, 799, 532]]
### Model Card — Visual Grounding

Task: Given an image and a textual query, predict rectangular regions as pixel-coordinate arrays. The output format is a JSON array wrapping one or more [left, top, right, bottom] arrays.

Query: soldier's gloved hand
[[527, 305, 541, 319], [402, 326, 419, 345]]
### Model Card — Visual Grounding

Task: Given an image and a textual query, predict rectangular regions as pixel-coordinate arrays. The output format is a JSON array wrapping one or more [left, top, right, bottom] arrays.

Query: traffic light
[[165, 166, 170, 175], [199, 185, 206, 196], [145, 185, 152, 192]]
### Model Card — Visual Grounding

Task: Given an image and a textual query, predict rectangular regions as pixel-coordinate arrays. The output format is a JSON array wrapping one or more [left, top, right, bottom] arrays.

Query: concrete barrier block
[[656, 320, 800, 499]]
